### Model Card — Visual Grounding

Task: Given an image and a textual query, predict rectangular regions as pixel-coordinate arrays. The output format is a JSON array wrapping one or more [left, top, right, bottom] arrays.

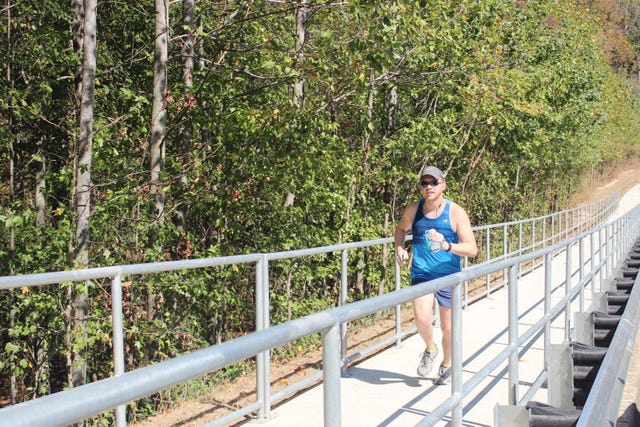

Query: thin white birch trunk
[[176, 0, 195, 232], [6, 0, 18, 404], [150, 0, 168, 222], [71, 0, 97, 393], [147, 0, 169, 353], [292, 0, 308, 108]]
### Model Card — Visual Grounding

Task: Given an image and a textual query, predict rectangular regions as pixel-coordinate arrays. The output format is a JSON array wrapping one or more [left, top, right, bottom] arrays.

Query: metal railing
[[0, 192, 627, 427], [576, 246, 640, 426], [465, 192, 619, 304]]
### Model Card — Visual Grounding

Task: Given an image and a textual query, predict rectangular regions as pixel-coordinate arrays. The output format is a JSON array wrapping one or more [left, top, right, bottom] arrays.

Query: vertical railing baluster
[[111, 273, 126, 427], [508, 264, 519, 405], [599, 228, 604, 291], [323, 322, 341, 427], [340, 249, 348, 375], [486, 228, 491, 291], [395, 247, 403, 345], [544, 253, 552, 377], [503, 224, 508, 289], [452, 279, 463, 427], [564, 244, 572, 341], [256, 256, 270, 420], [579, 237, 585, 312]]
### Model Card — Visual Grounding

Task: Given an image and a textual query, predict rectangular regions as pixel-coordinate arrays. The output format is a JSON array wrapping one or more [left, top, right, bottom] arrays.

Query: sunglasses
[[420, 179, 441, 187]]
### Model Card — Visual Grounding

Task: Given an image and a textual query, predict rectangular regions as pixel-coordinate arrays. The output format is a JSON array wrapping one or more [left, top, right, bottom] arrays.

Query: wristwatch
[[443, 240, 452, 252]]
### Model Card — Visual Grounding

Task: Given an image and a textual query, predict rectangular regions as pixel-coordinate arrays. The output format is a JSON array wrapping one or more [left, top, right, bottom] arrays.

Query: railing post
[[341, 249, 348, 375], [611, 222, 617, 271], [598, 228, 604, 291], [564, 243, 572, 341], [452, 279, 463, 426], [518, 223, 523, 257], [590, 231, 596, 294], [614, 221, 621, 269], [323, 322, 342, 427], [605, 225, 611, 281], [110, 274, 126, 427], [578, 205, 582, 233], [486, 228, 491, 291], [393, 247, 402, 344], [544, 253, 552, 374], [508, 264, 519, 405], [503, 224, 508, 290], [579, 237, 585, 312], [256, 256, 271, 420], [394, 247, 404, 345]]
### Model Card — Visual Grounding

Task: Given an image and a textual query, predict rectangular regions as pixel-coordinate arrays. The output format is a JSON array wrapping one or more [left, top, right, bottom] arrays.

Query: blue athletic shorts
[[411, 278, 452, 308]]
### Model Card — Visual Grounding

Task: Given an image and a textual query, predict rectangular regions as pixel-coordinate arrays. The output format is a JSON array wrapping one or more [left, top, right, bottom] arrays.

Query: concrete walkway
[[613, 183, 640, 417], [243, 185, 640, 427]]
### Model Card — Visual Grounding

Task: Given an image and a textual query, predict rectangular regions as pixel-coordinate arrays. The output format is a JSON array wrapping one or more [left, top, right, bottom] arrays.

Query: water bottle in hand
[[428, 229, 441, 252]]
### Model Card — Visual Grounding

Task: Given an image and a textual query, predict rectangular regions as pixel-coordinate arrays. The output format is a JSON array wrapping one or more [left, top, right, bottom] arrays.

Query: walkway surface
[[241, 184, 640, 427]]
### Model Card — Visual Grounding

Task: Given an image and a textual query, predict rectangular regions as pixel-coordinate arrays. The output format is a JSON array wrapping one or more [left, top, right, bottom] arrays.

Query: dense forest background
[[2, 0, 640, 423]]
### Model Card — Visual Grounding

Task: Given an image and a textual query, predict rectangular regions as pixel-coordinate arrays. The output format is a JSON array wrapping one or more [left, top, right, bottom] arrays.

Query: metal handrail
[[0, 192, 625, 427], [1, 203, 638, 427], [577, 246, 640, 426]]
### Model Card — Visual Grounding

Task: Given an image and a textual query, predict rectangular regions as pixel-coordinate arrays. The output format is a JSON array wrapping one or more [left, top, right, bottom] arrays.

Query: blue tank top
[[411, 199, 461, 282]]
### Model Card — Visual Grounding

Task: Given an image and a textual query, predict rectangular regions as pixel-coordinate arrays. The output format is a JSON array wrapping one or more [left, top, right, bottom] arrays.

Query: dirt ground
[[133, 162, 640, 427], [568, 160, 640, 206]]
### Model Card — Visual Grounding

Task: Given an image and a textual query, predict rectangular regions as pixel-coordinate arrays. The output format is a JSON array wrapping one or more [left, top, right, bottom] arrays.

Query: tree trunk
[[379, 213, 389, 296], [175, 0, 195, 233], [35, 141, 46, 227], [355, 70, 376, 296], [181, 0, 195, 89], [284, 0, 309, 207], [6, 0, 17, 404], [71, 0, 97, 393], [150, 0, 168, 223], [147, 0, 169, 361], [196, 15, 211, 152], [292, 0, 308, 108], [286, 271, 292, 321], [34, 139, 48, 397], [385, 85, 397, 139]]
